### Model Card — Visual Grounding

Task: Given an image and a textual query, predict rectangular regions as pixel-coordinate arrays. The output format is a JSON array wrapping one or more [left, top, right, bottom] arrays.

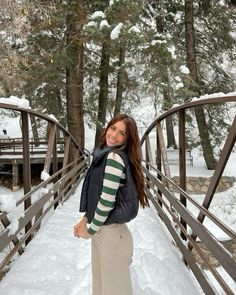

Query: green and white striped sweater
[[88, 152, 125, 235]]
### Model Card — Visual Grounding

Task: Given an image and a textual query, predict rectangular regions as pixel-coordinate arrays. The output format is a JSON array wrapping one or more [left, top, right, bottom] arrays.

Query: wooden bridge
[[0, 96, 236, 294]]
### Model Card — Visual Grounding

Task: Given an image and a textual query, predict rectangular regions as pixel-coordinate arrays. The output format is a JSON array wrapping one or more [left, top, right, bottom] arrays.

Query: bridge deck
[[0, 153, 64, 165], [0, 182, 201, 295]]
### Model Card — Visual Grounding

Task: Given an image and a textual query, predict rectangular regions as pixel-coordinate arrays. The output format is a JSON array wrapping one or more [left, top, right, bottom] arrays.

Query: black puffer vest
[[79, 147, 139, 225]]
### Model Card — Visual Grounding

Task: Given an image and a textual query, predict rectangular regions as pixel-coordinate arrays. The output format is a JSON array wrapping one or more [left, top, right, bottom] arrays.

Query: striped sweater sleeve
[[87, 152, 125, 235]]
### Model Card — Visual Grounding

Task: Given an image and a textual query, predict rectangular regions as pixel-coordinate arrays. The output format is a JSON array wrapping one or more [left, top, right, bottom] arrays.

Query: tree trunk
[[30, 115, 39, 143], [114, 43, 126, 116], [66, 1, 85, 159], [94, 40, 110, 147], [163, 89, 177, 149], [155, 12, 177, 149], [166, 117, 177, 149], [161, 64, 177, 149], [198, 0, 211, 12], [185, 0, 216, 169], [229, 0, 236, 6], [27, 96, 39, 143]]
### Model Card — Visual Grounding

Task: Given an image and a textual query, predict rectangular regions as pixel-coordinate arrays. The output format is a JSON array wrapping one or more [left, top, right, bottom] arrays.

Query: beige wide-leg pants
[[91, 223, 133, 295]]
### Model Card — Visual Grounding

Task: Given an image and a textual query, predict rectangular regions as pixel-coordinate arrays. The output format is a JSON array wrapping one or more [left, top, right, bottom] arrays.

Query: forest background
[[1, 0, 236, 169]]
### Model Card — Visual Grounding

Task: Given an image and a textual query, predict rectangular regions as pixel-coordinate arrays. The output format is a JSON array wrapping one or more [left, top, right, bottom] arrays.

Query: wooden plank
[[0, 214, 24, 255]]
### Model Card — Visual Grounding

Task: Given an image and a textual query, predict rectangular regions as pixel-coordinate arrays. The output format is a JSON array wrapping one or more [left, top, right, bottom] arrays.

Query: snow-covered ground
[[0, 181, 202, 295]]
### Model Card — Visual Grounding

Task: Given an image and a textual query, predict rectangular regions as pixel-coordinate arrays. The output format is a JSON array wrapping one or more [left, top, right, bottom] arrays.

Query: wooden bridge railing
[[0, 155, 89, 274], [140, 96, 236, 295], [0, 103, 89, 277]]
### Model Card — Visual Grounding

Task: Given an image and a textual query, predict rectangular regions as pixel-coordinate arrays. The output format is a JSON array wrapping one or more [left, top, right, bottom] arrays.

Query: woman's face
[[106, 120, 127, 147]]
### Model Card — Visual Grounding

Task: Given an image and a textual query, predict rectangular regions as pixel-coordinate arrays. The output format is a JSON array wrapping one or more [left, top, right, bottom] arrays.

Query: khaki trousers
[[91, 223, 133, 295]]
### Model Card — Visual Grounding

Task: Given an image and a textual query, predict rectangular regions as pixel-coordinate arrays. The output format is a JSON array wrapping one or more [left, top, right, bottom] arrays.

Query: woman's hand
[[74, 216, 91, 239]]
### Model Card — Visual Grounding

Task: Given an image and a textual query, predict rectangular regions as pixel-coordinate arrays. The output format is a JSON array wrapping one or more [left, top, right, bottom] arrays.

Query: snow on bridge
[[0, 182, 201, 295]]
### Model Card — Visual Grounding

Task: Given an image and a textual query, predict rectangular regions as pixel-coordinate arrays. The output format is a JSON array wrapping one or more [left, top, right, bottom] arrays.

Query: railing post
[[156, 123, 162, 206], [62, 136, 71, 175], [43, 123, 57, 174], [146, 135, 154, 165], [12, 159, 19, 192], [21, 111, 32, 244], [179, 109, 187, 240], [145, 135, 150, 170], [53, 131, 59, 209]]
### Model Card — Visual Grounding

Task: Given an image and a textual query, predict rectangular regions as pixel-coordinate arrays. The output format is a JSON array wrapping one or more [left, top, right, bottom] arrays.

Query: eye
[[110, 126, 116, 131], [119, 131, 126, 137]]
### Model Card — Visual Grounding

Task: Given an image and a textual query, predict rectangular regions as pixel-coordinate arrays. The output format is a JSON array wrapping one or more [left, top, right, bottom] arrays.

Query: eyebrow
[[111, 125, 127, 134]]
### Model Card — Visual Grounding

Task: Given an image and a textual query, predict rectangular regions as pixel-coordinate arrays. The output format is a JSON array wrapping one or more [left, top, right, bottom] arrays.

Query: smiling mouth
[[108, 138, 116, 144], [107, 137, 119, 146]]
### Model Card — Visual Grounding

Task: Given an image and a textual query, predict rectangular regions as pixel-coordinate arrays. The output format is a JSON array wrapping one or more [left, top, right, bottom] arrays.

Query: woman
[[74, 114, 149, 295]]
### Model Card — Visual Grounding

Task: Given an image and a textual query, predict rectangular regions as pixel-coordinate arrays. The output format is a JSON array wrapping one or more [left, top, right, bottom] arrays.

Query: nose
[[111, 133, 117, 139], [110, 130, 118, 139]]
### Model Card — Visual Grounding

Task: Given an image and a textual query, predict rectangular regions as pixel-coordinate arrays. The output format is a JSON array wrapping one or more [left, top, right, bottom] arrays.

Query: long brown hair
[[99, 114, 149, 208]]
